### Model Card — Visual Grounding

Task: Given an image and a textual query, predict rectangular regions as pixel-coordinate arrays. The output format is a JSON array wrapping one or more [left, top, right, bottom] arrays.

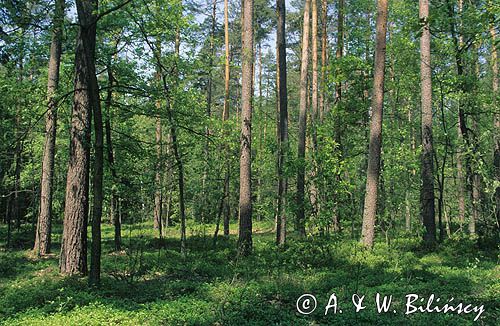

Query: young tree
[[276, 0, 288, 245], [222, 0, 231, 237], [360, 0, 388, 248], [60, 0, 99, 275], [419, 0, 436, 245], [296, 0, 311, 237], [34, 0, 65, 256], [238, 0, 254, 255]]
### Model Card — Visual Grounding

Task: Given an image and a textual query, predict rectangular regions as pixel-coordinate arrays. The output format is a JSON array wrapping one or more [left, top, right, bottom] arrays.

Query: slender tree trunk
[[419, 0, 436, 245], [360, 0, 388, 248], [154, 40, 163, 237], [238, 0, 254, 255], [35, 0, 65, 256], [296, 0, 311, 237], [455, 0, 466, 229], [334, 0, 344, 104], [169, 27, 187, 255], [319, 0, 328, 122], [104, 63, 121, 251], [309, 0, 319, 219], [276, 0, 288, 246], [222, 0, 231, 236], [60, 0, 98, 275]]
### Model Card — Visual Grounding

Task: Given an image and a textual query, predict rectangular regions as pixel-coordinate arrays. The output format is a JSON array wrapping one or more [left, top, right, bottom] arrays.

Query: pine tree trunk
[[238, 0, 254, 255], [360, 0, 388, 248], [319, 0, 328, 122], [276, 0, 288, 246], [35, 0, 65, 256], [60, 0, 98, 275], [222, 0, 231, 237], [296, 0, 311, 237], [419, 0, 436, 245]]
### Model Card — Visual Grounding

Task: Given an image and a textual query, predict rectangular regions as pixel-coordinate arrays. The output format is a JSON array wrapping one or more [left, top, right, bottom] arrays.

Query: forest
[[0, 0, 499, 324]]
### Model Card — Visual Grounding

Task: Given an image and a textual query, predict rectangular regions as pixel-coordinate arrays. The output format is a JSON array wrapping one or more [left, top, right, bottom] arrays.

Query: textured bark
[[60, 0, 98, 275], [90, 49, 104, 286], [35, 0, 65, 256], [276, 0, 288, 246], [360, 0, 388, 248], [296, 0, 311, 237], [491, 22, 500, 224], [238, 0, 254, 255], [419, 0, 436, 245]]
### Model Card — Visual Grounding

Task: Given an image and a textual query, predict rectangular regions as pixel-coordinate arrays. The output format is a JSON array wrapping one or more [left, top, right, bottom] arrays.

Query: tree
[[222, 0, 231, 237], [238, 0, 254, 255], [60, 0, 99, 275], [360, 0, 388, 248], [275, 0, 288, 246], [34, 0, 65, 256], [319, 0, 328, 121], [419, 0, 436, 245], [296, 0, 311, 237]]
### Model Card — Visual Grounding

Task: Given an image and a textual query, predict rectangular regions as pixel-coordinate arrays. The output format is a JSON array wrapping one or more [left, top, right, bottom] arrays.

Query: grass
[[0, 220, 498, 325]]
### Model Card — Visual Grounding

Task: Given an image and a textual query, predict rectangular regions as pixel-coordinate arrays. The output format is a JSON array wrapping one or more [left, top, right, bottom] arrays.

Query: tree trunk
[[360, 0, 388, 248], [455, 0, 466, 229], [276, 0, 288, 246], [334, 0, 344, 104], [296, 0, 311, 237], [90, 54, 104, 285], [222, 0, 231, 237], [104, 62, 121, 251], [35, 0, 65, 256], [319, 0, 328, 122], [309, 0, 319, 220], [419, 0, 436, 245], [154, 40, 163, 237], [238, 0, 254, 255], [60, 0, 98, 275]]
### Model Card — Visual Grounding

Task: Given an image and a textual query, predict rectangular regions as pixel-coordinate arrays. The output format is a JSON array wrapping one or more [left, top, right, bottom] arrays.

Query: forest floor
[[0, 221, 498, 325]]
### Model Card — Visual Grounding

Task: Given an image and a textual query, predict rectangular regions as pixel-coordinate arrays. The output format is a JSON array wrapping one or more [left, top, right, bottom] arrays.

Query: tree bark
[[35, 0, 65, 256], [419, 0, 436, 245], [238, 0, 254, 255], [360, 0, 388, 248], [296, 0, 311, 237], [60, 0, 98, 275], [276, 0, 288, 246]]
